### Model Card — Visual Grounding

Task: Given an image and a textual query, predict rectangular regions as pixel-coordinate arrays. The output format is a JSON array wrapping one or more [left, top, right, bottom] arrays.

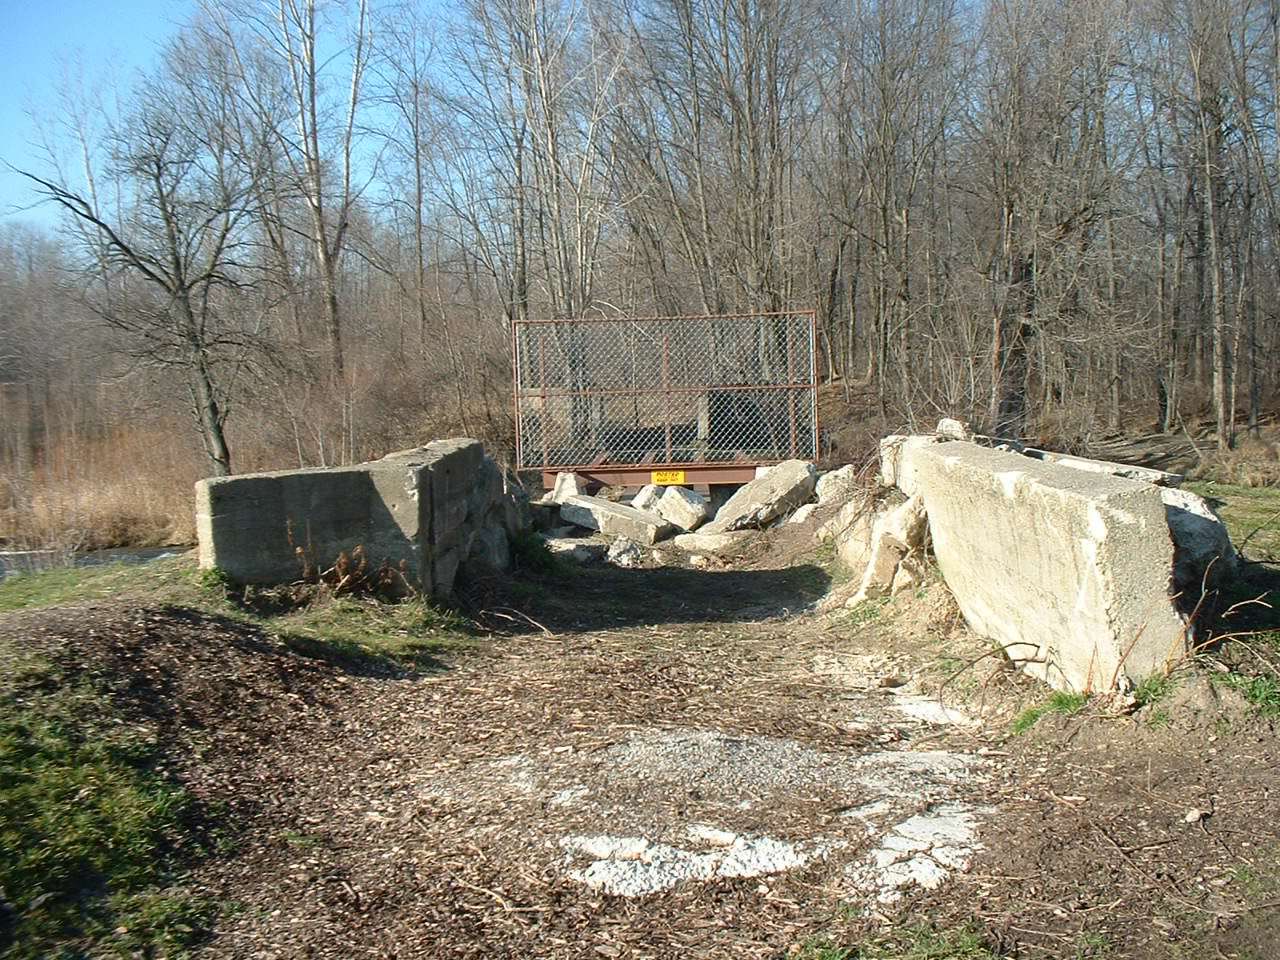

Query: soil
[[3, 523, 1279, 959]]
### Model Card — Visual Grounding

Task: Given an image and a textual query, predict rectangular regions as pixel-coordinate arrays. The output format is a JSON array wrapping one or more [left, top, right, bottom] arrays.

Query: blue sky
[[0, 0, 193, 228]]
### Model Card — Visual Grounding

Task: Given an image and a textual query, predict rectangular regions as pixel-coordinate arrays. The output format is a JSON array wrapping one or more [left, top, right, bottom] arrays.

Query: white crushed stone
[[686, 824, 737, 846], [846, 802, 987, 903], [839, 799, 895, 834], [549, 785, 589, 807], [601, 729, 980, 798], [438, 728, 989, 902], [561, 829, 841, 897], [891, 694, 976, 726]]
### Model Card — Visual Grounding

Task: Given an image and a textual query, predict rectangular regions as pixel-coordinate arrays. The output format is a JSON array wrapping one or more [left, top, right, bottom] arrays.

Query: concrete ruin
[[702, 459, 818, 533], [559, 495, 675, 545], [195, 438, 528, 596], [871, 434, 1238, 692]]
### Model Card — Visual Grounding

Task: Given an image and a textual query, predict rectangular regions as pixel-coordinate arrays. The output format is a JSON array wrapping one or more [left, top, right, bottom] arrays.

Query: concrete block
[[935, 418, 973, 441], [432, 546, 462, 595], [657, 486, 712, 531], [559, 495, 674, 545], [907, 442, 1188, 692], [816, 465, 858, 505], [195, 438, 524, 599], [1024, 448, 1184, 488], [703, 459, 817, 533], [878, 435, 941, 495], [197, 462, 424, 588], [788, 503, 818, 524], [551, 472, 588, 504], [1162, 487, 1238, 623], [632, 484, 662, 513], [461, 522, 511, 579]]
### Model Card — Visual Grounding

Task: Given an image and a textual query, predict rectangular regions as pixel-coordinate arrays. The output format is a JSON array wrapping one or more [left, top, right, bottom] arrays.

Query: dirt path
[[7, 541, 1280, 959]]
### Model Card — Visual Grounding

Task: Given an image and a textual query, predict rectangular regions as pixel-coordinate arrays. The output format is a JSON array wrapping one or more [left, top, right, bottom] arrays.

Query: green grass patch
[[0, 650, 212, 957], [1187, 481, 1280, 561], [1133, 673, 1177, 708], [0, 563, 141, 613], [0, 555, 226, 615], [1214, 672, 1280, 717], [2, 555, 478, 672], [840, 596, 891, 628], [809, 925, 1002, 959], [271, 594, 475, 667], [1012, 691, 1089, 734]]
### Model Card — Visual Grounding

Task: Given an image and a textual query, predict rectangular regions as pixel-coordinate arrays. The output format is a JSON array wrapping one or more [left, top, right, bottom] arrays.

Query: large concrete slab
[[559, 495, 674, 545], [196, 438, 526, 596], [196, 461, 430, 589], [672, 531, 747, 552], [703, 459, 817, 533], [657, 486, 712, 531], [901, 441, 1189, 692], [1023, 448, 1184, 488]]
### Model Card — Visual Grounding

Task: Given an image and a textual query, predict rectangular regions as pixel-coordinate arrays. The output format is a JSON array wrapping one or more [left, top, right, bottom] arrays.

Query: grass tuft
[[509, 529, 563, 576], [1133, 674, 1177, 709], [1012, 691, 1089, 734], [820, 925, 1004, 959], [1214, 672, 1280, 717]]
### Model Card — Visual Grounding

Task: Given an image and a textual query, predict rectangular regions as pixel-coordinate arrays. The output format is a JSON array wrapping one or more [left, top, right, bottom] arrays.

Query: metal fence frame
[[513, 310, 819, 486]]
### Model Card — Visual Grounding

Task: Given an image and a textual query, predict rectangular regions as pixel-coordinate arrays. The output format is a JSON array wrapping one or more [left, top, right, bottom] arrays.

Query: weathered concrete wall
[[195, 438, 528, 596], [898, 441, 1191, 692]]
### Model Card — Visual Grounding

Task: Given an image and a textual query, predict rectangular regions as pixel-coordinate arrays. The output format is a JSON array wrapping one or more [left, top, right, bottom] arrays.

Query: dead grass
[[1187, 436, 1280, 488], [1, 423, 203, 550]]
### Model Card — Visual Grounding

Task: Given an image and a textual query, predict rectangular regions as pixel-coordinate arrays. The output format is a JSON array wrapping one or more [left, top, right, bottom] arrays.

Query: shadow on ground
[[470, 562, 831, 634], [1220, 560, 1280, 634]]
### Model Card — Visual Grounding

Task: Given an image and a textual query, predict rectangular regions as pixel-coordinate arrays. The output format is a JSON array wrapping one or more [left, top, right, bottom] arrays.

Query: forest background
[[2, 0, 1278, 550]]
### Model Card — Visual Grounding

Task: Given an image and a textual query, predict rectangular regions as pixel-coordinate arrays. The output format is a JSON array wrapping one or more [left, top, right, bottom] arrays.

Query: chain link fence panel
[[514, 312, 817, 471]]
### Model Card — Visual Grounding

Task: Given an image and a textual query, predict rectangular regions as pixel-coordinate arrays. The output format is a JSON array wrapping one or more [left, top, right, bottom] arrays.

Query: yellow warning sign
[[650, 470, 686, 485]]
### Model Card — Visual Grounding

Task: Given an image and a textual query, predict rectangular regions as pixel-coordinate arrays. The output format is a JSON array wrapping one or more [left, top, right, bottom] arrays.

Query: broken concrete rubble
[[1161, 486, 1238, 621], [672, 531, 746, 553], [703, 459, 818, 533], [935, 418, 973, 442], [886, 440, 1194, 692], [543, 537, 607, 564], [816, 465, 859, 504], [1025, 448, 1185, 488], [631, 483, 662, 513], [656, 486, 712, 531], [788, 503, 818, 525], [879, 435, 942, 496], [607, 537, 644, 568], [846, 495, 928, 608], [559, 495, 674, 546], [548, 471, 588, 504]]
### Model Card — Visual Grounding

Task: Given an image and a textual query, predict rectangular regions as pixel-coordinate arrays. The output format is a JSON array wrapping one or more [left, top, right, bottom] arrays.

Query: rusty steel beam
[[542, 464, 760, 489]]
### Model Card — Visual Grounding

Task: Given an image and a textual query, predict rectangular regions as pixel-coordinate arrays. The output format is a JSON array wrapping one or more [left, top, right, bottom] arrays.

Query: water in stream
[[0, 547, 184, 583]]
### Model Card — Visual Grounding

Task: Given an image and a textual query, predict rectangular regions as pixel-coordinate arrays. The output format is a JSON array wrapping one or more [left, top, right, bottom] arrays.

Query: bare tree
[[21, 36, 271, 475]]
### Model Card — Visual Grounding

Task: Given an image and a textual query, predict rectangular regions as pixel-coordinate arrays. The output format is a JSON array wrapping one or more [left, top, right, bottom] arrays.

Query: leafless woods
[[3, 0, 1279, 493]]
